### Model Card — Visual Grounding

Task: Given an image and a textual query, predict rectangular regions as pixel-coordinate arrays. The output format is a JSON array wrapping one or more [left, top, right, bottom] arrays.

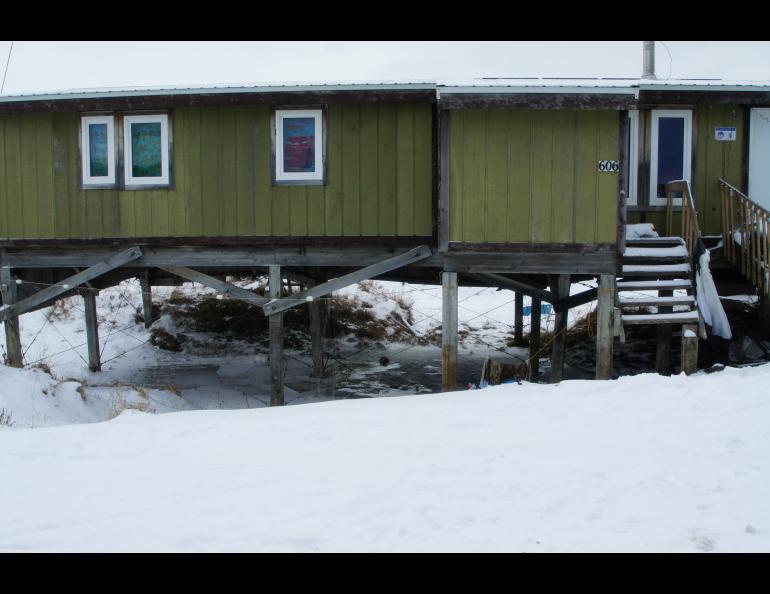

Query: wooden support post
[[529, 297, 542, 380], [681, 323, 699, 375], [310, 295, 324, 378], [442, 271, 458, 392], [83, 289, 101, 372], [595, 274, 615, 380], [514, 292, 524, 346], [269, 265, 284, 407], [550, 275, 571, 383], [759, 293, 770, 341], [0, 266, 23, 368], [656, 289, 673, 375], [140, 271, 153, 329]]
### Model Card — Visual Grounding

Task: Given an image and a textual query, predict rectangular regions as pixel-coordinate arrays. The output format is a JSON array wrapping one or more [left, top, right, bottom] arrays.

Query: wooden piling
[[656, 289, 673, 375], [595, 274, 615, 380], [0, 266, 23, 368], [442, 271, 458, 392], [529, 297, 542, 380], [83, 289, 101, 372], [139, 271, 153, 329], [550, 275, 571, 383], [269, 265, 284, 406], [760, 294, 770, 341], [310, 294, 324, 378], [681, 323, 699, 375], [514, 292, 524, 346]]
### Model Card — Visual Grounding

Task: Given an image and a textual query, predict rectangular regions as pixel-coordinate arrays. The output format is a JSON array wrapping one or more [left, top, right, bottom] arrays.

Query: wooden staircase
[[618, 236, 699, 329], [618, 180, 706, 374]]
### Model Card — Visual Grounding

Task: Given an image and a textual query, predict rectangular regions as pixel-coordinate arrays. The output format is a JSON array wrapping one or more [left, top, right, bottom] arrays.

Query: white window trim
[[123, 114, 170, 186], [649, 109, 692, 206], [275, 109, 324, 182], [81, 115, 116, 186], [627, 110, 639, 206]]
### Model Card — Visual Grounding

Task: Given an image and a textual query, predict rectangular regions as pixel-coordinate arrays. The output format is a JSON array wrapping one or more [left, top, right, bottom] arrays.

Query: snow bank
[[1, 365, 769, 552]]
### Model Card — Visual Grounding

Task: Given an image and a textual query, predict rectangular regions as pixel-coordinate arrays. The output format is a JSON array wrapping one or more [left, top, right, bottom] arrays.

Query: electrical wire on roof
[[1, 41, 13, 95], [660, 41, 673, 80]]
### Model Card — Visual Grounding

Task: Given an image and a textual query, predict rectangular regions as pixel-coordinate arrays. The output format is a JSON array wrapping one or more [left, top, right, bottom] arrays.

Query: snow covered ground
[[1, 277, 769, 551], [1, 365, 769, 552]]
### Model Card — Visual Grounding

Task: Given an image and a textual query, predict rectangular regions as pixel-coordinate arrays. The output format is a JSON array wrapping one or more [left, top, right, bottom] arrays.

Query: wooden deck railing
[[719, 179, 770, 297], [665, 179, 701, 261]]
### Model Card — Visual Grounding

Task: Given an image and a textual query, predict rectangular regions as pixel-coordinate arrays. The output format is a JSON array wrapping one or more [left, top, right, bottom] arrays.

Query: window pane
[[283, 117, 316, 173], [131, 122, 162, 177], [656, 117, 685, 197], [88, 123, 109, 177]]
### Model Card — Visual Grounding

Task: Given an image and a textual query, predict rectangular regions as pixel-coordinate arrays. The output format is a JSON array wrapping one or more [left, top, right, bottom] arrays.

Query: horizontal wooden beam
[[262, 245, 432, 316], [2, 245, 618, 275], [440, 93, 636, 110], [0, 246, 143, 322], [158, 266, 270, 307]]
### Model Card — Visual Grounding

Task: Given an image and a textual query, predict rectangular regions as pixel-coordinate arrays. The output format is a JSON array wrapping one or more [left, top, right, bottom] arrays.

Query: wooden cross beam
[[261, 245, 432, 317], [464, 272, 554, 304], [158, 266, 271, 307], [0, 247, 143, 322]]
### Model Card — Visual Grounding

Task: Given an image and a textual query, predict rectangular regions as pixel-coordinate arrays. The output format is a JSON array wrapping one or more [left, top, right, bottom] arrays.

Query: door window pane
[[282, 117, 316, 173], [656, 117, 685, 197], [131, 122, 162, 177]]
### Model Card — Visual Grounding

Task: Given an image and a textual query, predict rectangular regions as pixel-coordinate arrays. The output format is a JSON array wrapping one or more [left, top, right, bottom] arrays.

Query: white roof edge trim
[[639, 84, 770, 92], [440, 86, 639, 95], [0, 83, 438, 103]]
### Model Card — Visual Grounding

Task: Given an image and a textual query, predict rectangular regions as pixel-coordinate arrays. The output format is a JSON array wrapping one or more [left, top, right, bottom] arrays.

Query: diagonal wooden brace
[[262, 245, 432, 317], [158, 266, 271, 307], [0, 246, 143, 322]]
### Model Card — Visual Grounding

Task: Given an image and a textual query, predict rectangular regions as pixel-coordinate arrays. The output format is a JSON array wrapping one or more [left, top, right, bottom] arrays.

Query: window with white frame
[[627, 110, 639, 206], [81, 115, 116, 186], [274, 109, 324, 183], [650, 109, 692, 206], [123, 114, 170, 187]]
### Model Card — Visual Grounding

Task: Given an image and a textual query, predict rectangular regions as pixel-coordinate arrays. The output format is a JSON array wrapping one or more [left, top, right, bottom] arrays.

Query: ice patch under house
[[2, 77, 770, 399]]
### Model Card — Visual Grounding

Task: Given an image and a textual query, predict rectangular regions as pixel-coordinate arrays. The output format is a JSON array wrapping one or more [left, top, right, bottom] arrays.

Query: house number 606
[[597, 160, 620, 172]]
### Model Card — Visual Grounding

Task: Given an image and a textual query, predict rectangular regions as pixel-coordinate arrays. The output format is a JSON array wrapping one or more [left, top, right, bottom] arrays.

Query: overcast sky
[[2, 41, 770, 95]]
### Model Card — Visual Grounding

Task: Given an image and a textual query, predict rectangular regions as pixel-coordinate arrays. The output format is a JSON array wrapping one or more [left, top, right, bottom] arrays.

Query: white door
[[749, 108, 770, 210]]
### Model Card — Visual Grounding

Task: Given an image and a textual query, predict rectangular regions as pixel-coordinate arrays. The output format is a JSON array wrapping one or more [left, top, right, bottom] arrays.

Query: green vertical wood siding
[[0, 103, 433, 240], [449, 109, 620, 244], [693, 104, 744, 236]]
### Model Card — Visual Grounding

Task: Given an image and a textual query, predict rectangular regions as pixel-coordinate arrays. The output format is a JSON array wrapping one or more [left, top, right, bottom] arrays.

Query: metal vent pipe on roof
[[642, 41, 656, 80]]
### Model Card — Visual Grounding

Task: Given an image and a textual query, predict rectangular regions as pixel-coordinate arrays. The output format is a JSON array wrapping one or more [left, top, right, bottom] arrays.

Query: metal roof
[[3, 77, 770, 103]]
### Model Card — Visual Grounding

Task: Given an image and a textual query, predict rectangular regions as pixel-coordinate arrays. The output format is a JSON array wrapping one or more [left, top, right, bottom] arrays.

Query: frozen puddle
[[88, 344, 530, 409]]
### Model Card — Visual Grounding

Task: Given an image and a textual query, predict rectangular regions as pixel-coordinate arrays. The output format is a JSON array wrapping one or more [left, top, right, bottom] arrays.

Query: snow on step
[[621, 263, 691, 276], [624, 236, 685, 245], [616, 279, 692, 290], [622, 311, 700, 325], [619, 295, 695, 307], [623, 245, 689, 258]]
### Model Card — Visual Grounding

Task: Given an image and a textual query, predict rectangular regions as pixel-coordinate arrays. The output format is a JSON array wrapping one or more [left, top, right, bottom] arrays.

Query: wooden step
[[616, 279, 692, 291], [622, 311, 700, 326], [623, 245, 689, 260], [619, 295, 696, 307], [620, 263, 691, 277]]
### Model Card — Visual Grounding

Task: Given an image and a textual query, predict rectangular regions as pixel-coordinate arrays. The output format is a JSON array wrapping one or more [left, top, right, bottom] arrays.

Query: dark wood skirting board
[[0, 90, 437, 114]]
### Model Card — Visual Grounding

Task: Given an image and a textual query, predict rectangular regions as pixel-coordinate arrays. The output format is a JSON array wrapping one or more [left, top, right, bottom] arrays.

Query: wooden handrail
[[664, 179, 701, 261], [719, 179, 770, 297]]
